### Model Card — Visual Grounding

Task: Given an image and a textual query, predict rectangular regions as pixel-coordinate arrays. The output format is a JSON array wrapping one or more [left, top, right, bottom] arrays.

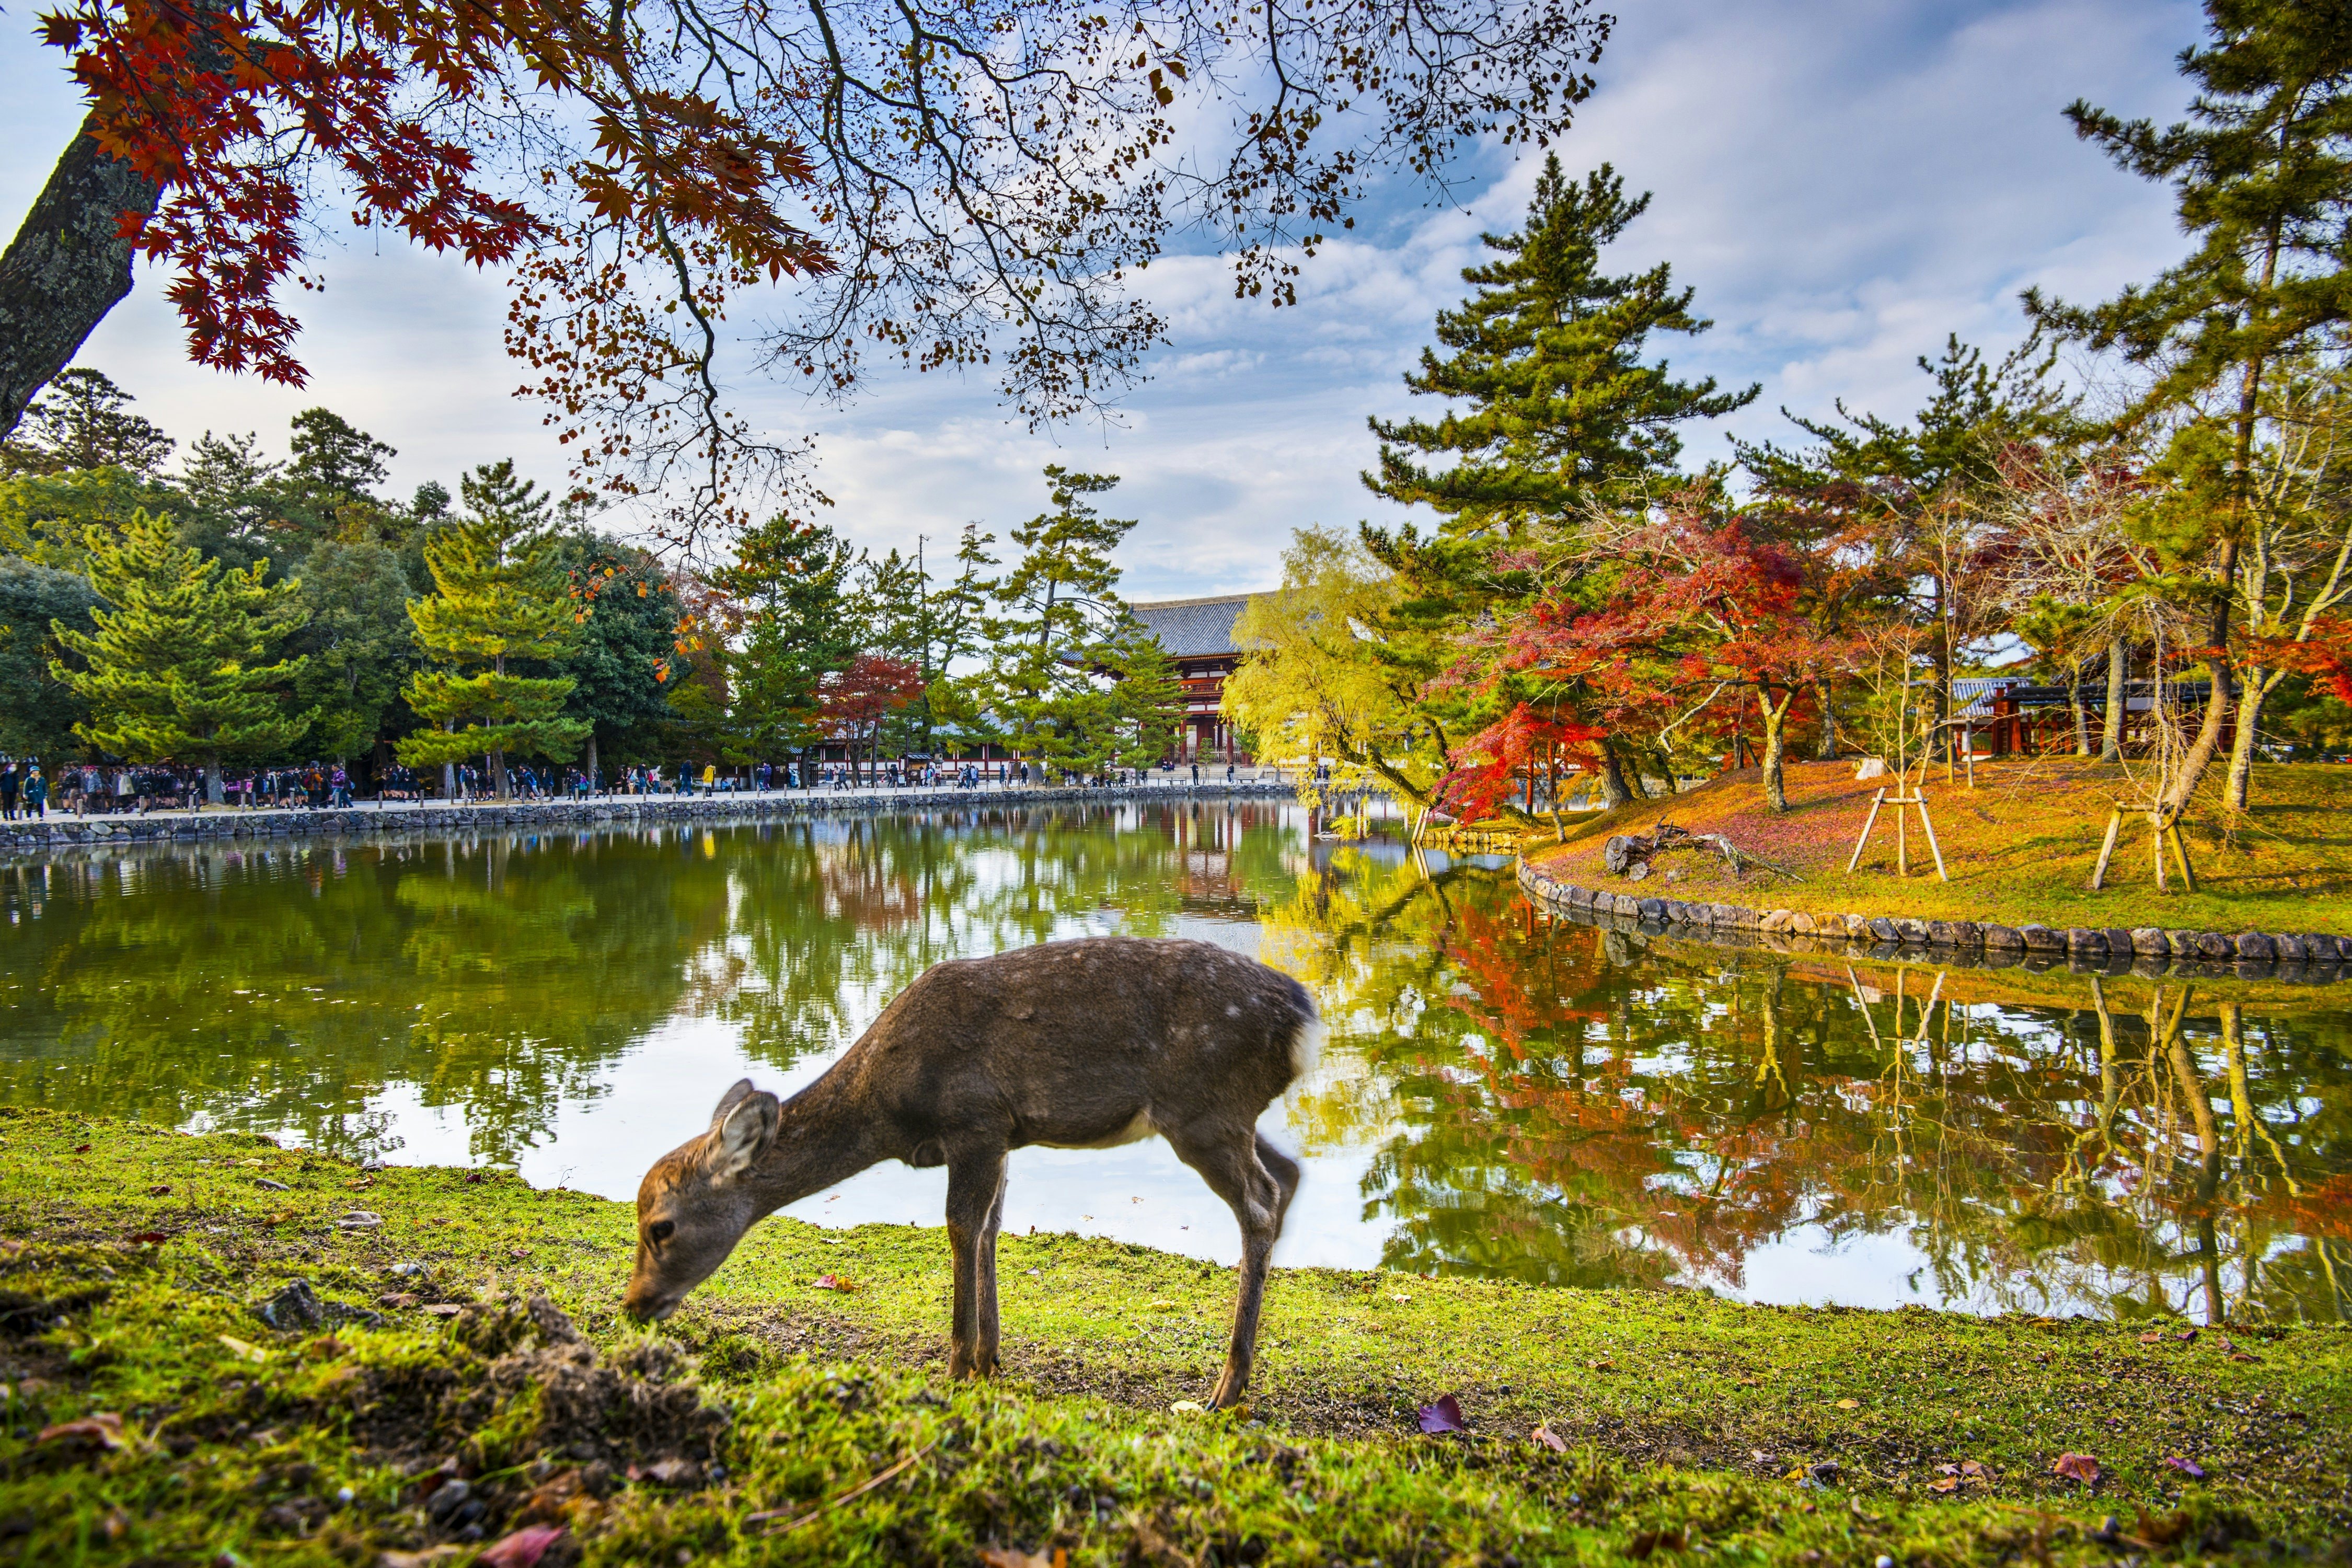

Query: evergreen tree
[[280, 408, 400, 544], [0, 556, 98, 762], [291, 539, 417, 765], [976, 466, 1177, 776], [395, 460, 590, 796], [1365, 155, 1756, 534], [1, 368, 174, 477], [179, 431, 286, 567], [2025, 0, 2352, 812], [49, 509, 312, 800], [550, 528, 685, 779], [713, 514, 859, 782]]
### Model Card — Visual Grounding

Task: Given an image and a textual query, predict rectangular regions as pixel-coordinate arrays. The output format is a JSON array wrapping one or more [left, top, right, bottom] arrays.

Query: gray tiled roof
[[1128, 594, 1257, 658]]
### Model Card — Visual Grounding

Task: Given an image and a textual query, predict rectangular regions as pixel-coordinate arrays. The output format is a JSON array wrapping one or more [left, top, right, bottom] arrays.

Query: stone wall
[[0, 783, 1294, 858], [1518, 858, 2350, 983]]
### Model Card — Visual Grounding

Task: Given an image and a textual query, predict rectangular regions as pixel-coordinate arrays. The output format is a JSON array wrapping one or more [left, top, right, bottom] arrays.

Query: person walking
[[0, 762, 17, 821], [22, 766, 47, 819]]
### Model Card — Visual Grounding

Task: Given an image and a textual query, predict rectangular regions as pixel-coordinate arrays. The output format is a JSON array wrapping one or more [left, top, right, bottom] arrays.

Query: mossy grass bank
[[3, 1108, 2346, 1565], [1527, 759, 2352, 938]]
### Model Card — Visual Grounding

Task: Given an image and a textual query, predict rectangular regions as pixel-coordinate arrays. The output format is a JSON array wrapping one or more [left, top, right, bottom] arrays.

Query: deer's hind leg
[[944, 1150, 1008, 1380], [1166, 1120, 1287, 1409]]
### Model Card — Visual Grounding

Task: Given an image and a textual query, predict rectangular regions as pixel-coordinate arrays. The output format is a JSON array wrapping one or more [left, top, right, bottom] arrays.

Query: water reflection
[[1, 803, 2343, 1322]]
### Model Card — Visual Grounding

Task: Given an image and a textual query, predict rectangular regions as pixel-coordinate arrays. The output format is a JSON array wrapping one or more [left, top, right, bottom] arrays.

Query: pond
[[2, 799, 2345, 1323]]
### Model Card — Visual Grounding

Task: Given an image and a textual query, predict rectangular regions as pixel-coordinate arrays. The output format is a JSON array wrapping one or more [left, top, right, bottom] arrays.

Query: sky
[[1, 0, 2205, 599]]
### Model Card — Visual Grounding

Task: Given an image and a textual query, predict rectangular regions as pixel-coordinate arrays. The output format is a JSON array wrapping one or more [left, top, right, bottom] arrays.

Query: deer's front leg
[[944, 1151, 1007, 1380]]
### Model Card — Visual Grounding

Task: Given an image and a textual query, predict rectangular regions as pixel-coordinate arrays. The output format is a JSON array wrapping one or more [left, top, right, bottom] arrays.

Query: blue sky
[[2, 0, 2202, 598]]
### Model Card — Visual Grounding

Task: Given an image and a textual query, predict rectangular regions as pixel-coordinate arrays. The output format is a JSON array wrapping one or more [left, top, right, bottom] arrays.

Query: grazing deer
[[624, 936, 1322, 1408]]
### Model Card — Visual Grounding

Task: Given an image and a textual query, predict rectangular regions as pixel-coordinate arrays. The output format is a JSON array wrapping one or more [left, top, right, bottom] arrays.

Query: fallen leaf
[[336, 1210, 383, 1230], [2229, 1352, 2260, 1363], [1626, 1527, 1686, 1559], [2138, 1330, 2165, 1344], [2174, 1329, 2198, 1344], [1929, 1477, 1961, 1494], [421, 1304, 463, 1318], [1589, 1358, 1616, 1371], [2051, 1452, 2101, 1485], [218, 1335, 270, 1364], [146, 1184, 170, 1196], [36, 1412, 125, 1450], [1960, 1460, 1987, 1477], [1417, 1393, 1467, 1434], [477, 1527, 566, 1568], [255, 1178, 290, 1192], [378, 1293, 420, 1309], [1388, 1292, 1410, 1304], [977, 1550, 1053, 1568], [2163, 1456, 2206, 1480], [1167, 1400, 1206, 1414], [1148, 1299, 1178, 1312], [128, 1231, 169, 1246], [811, 1274, 858, 1293], [72, 1144, 89, 1154], [1834, 1398, 1860, 1410], [1533, 1424, 1567, 1452]]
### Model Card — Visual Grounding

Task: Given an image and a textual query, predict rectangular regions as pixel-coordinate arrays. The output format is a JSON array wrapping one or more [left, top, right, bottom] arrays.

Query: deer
[[624, 936, 1323, 1409]]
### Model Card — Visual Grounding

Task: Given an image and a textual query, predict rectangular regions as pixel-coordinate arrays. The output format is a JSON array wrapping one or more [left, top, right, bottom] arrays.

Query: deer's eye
[[646, 1220, 675, 1244]]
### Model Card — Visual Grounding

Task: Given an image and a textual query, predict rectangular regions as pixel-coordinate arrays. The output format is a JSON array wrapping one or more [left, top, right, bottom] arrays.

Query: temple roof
[[1127, 594, 1256, 658]]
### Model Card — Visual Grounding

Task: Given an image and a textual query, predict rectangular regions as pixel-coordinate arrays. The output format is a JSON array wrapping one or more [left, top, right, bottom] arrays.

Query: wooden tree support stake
[[2087, 801, 2199, 894], [1847, 788, 1948, 882]]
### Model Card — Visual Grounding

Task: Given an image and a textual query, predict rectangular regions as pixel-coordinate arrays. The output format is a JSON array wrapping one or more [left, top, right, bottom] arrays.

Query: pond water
[[2, 799, 2345, 1323]]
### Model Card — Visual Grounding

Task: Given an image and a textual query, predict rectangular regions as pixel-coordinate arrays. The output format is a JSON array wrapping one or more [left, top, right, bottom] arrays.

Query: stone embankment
[[1519, 857, 2350, 983], [0, 782, 1293, 857]]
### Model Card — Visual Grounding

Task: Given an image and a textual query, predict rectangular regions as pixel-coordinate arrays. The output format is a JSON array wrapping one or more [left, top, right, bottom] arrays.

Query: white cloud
[[3, 0, 2206, 594]]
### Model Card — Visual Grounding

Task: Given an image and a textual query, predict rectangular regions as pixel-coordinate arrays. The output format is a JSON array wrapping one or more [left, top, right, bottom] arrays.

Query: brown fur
[[626, 936, 1320, 1408]]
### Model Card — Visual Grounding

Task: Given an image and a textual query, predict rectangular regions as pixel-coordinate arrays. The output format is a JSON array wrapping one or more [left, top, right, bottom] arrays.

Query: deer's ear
[[711, 1091, 780, 1181], [709, 1078, 757, 1131]]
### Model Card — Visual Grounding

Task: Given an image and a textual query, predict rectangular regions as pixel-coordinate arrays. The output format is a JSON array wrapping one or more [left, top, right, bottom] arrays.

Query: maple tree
[[5, 0, 1614, 551], [819, 653, 924, 783]]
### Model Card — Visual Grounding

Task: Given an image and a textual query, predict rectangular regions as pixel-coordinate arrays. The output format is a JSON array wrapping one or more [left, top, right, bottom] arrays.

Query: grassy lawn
[[1527, 759, 2352, 937], [2, 1107, 2347, 1565]]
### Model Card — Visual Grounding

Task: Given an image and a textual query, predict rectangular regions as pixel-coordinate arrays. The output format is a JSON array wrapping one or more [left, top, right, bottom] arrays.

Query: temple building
[[1128, 593, 1259, 764]]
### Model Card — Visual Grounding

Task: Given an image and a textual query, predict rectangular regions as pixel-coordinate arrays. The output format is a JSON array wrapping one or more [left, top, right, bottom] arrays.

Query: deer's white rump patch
[[1288, 1014, 1327, 1080]]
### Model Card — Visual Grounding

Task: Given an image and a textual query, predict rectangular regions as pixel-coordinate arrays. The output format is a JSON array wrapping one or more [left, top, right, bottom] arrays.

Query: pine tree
[[2, 368, 175, 477], [976, 466, 1176, 776], [2026, 0, 2352, 813], [713, 514, 859, 783], [1365, 155, 1757, 534], [49, 509, 311, 800], [395, 461, 590, 796]]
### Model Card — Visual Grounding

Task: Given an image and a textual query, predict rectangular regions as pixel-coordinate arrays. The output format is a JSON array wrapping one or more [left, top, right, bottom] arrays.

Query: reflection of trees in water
[[0, 803, 1310, 1169], [0, 835, 719, 1164], [1264, 850, 2352, 1322]]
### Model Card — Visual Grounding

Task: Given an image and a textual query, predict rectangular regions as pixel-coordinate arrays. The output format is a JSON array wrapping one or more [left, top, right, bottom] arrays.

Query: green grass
[[3, 1106, 2347, 1565], [1530, 758, 2352, 937]]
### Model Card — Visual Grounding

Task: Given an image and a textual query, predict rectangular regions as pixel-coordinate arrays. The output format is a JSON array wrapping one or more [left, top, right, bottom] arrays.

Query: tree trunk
[[489, 747, 511, 799], [1760, 689, 1791, 813], [2162, 535, 2240, 815], [0, 116, 164, 440], [1813, 677, 1839, 759], [2069, 665, 2090, 756], [1599, 742, 1635, 809], [585, 731, 600, 793], [204, 754, 222, 806], [2223, 667, 2278, 813], [2099, 638, 2127, 762]]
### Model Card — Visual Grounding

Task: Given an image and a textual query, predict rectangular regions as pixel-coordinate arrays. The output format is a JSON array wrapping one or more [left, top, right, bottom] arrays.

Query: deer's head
[[623, 1078, 780, 1320]]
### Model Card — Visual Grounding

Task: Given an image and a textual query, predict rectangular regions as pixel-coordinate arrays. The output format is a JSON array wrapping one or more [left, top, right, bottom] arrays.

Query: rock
[[2130, 927, 2169, 955], [1789, 912, 1817, 934], [1895, 917, 1930, 944], [2020, 924, 2066, 951], [2102, 928, 2135, 955], [2197, 931, 2234, 960], [2066, 928, 2106, 954], [1866, 916, 1900, 942], [1981, 924, 2023, 949], [1761, 909, 1795, 933], [1625, 861, 1650, 882], [1638, 898, 1666, 921], [2235, 931, 2275, 960], [252, 1278, 385, 1332], [2166, 929, 2200, 956], [2273, 933, 2307, 963], [2307, 934, 2346, 963]]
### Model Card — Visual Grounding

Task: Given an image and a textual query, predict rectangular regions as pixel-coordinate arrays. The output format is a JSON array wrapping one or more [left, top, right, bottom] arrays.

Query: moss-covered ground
[[3, 1107, 2346, 1566], [1528, 759, 2352, 937]]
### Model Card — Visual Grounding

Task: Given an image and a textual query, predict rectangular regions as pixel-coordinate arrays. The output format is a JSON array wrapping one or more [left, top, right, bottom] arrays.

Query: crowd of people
[[0, 752, 1262, 820]]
